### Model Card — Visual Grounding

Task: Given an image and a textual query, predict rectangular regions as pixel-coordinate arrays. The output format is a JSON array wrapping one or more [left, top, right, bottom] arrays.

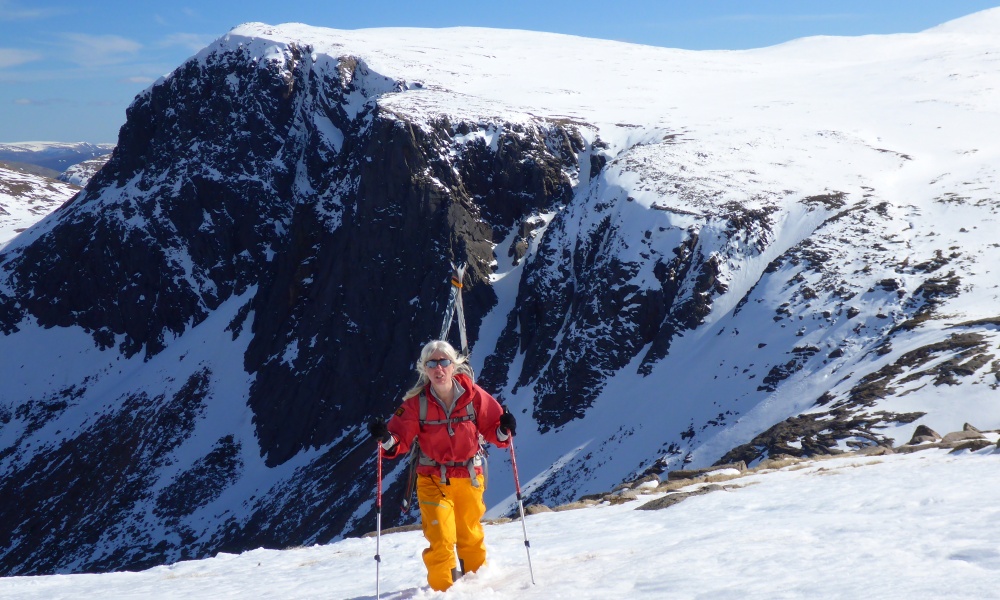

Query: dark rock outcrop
[[0, 34, 585, 574], [907, 424, 942, 445], [0, 370, 210, 574], [2, 21, 999, 578], [637, 484, 726, 511]]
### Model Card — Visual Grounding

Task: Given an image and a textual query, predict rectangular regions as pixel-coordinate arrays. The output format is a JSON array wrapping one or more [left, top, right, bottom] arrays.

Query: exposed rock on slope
[[1, 14, 1000, 575], [0, 28, 582, 573]]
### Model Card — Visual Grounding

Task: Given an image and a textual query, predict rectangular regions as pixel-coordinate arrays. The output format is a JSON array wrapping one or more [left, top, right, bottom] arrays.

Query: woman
[[368, 340, 516, 592]]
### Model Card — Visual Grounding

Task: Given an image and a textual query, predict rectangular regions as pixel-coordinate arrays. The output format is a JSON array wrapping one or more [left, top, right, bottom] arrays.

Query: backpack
[[401, 390, 488, 511]]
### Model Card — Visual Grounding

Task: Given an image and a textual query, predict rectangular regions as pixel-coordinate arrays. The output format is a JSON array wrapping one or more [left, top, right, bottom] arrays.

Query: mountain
[[58, 155, 113, 187], [0, 142, 115, 172], [0, 161, 79, 248], [0, 444, 996, 598], [1, 10, 1000, 576]]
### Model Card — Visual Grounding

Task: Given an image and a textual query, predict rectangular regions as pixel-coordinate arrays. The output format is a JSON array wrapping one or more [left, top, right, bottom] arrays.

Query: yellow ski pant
[[416, 473, 487, 591]]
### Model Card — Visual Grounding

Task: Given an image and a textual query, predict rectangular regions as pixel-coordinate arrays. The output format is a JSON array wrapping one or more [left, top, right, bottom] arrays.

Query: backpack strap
[[419, 393, 475, 437], [416, 391, 481, 487]]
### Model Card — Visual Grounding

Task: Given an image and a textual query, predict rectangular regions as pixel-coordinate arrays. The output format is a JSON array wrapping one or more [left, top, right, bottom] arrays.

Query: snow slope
[[0, 445, 996, 599], [1, 7, 1000, 576], [58, 154, 112, 187], [0, 163, 77, 247]]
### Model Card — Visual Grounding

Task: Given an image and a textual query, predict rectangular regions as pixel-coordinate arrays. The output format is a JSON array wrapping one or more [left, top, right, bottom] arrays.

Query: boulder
[[634, 479, 662, 491], [894, 443, 944, 454], [667, 461, 747, 481], [942, 430, 986, 443], [524, 504, 553, 516], [949, 439, 993, 454], [613, 474, 661, 492], [638, 485, 724, 511], [907, 425, 942, 445], [553, 501, 595, 512], [856, 445, 895, 456]]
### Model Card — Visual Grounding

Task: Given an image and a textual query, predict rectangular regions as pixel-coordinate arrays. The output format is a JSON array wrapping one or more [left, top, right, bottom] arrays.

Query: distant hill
[[0, 160, 61, 180], [57, 155, 112, 187], [0, 142, 115, 172], [0, 161, 78, 247]]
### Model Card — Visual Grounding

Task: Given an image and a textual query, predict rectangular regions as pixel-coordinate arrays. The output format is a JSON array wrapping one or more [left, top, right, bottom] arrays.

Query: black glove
[[499, 407, 517, 437], [368, 417, 390, 444]]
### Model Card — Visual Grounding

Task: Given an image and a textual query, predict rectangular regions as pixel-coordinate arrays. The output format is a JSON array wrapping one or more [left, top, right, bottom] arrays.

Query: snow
[[415, 6, 1000, 509], [177, 2, 1000, 530], [0, 446, 996, 599], [0, 163, 77, 248], [209, 16, 1000, 154], [0, 142, 113, 153], [2, 5, 1000, 584]]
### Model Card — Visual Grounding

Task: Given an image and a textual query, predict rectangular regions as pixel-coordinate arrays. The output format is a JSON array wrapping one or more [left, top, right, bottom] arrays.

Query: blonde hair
[[402, 340, 473, 400]]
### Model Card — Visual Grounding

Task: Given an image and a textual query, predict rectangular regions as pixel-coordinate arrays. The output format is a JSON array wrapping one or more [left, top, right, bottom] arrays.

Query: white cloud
[[59, 33, 142, 67], [0, 0, 71, 20], [121, 75, 156, 84], [0, 48, 41, 68], [158, 32, 215, 53], [13, 97, 68, 106]]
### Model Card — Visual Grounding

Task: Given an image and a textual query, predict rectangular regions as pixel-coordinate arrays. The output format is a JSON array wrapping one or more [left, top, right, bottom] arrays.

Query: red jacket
[[385, 373, 509, 479]]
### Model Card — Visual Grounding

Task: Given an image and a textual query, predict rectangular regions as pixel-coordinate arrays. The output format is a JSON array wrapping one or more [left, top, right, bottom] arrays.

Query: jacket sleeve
[[474, 384, 511, 449], [384, 396, 421, 459]]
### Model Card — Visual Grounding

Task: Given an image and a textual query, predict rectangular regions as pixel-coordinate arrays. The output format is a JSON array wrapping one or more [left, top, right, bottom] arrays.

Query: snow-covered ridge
[[203, 13, 1000, 132], [0, 445, 996, 599], [0, 142, 115, 173], [925, 5, 1000, 34], [138, 5, 1000, 521], [1, 7, 1000, 578], [0, 142, 113, 153]]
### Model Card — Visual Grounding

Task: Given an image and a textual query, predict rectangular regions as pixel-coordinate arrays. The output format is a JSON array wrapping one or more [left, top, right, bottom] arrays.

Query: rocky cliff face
[[1, 20, 999, 575], [0, 30, 584, 574]]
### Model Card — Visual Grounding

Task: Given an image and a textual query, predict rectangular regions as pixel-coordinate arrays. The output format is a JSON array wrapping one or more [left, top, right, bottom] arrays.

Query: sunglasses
[[425, 358, 453, 369]]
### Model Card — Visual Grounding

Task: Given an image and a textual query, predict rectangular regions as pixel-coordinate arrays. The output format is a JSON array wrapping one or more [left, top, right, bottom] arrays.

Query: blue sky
[[1, 0, 998, 143]]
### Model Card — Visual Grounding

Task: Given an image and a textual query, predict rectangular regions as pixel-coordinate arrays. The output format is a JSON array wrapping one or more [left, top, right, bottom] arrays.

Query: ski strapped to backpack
[[439, 262, 469, 355], [401, 261, 486, 511], [401, 390, 488, 510]]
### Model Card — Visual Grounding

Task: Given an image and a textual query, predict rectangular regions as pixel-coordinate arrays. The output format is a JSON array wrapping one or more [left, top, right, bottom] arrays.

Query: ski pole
[[375, 441, 383, 599], [509, 436, 535, 585]]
